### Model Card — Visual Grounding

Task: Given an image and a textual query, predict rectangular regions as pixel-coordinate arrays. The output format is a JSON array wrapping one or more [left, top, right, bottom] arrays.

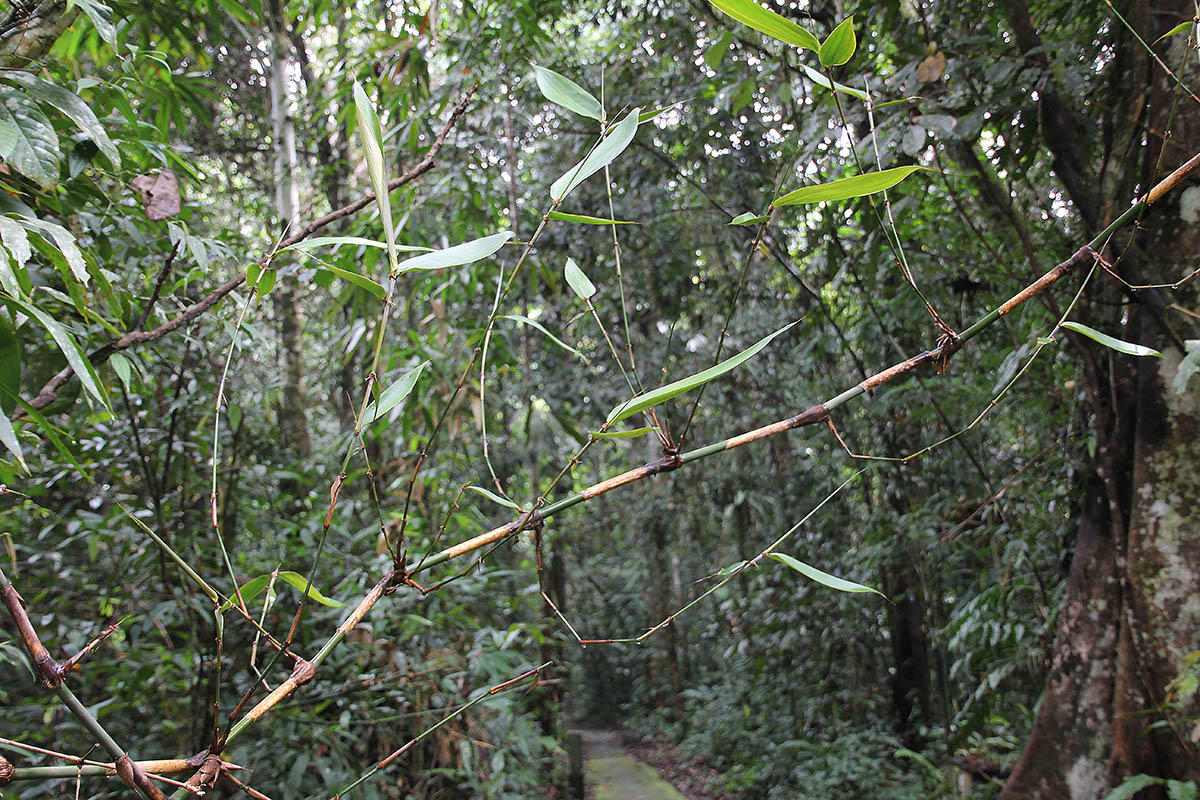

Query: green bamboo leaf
[[564, 257, 596, 300], [548, 211, 638, 226], [1154, 20, 1194, 44], [768, 552, 884, 597], [0, 71, 120, 167], [220, 571, 344, 613], [729, 212, 769, 226], [109, 351, 132, 389], [708, 0, 821, 51], [606, 320, 798, 424], [3, 295, 107, 409], [254, 268, 277, 297], [533, 66, 603, 121], [0, 311, 19, 414], [820, 16, 856, 68], [20, 217, 87, 285], [352, 82, 397, 272], [0, 88, 59, 187], [1062, 321, 1163, 358], [591, 426, 659, 439], [500, 314, 585, 360], [0, 410, 26, 472], [550, 108, 640, 202], [799, 64, 868, 99], [282, 236, 430, 254], [321, 264, 387, 299], [363, 362, 427, 423], [394, 231, 513, 273], [466, 485, 521, 510], [638, 106, 675, 124], [773, 166, 925, 208]]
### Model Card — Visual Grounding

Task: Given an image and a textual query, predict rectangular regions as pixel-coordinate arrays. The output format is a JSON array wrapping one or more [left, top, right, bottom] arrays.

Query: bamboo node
[[0, 755, 14, 786]]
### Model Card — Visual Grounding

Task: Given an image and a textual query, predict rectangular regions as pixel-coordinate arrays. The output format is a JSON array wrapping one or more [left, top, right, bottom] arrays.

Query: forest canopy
[[0, 0, 1198, 798]]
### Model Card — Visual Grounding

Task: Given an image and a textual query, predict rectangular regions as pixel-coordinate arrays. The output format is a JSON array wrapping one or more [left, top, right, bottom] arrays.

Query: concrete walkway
[[576, 729, 688, 800]]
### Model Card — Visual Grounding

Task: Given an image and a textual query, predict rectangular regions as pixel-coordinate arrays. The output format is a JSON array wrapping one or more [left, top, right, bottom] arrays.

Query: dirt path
[[575, 729, 689, 800]]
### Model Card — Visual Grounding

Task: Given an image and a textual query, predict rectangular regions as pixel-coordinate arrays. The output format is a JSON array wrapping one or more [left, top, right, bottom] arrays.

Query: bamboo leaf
[[109, 352, 132, 389], [799, 64, 867, 100], [819, 16, 856, 68], [220, 571, 343, 613], [591, 426, 659, 439], [606, 320, 797, 424], [769, 552, 884, 597], [321, 264, 387, 299], [548, 211, 638, 226], [0, 71, 120, 167], [773, 166, 925, 208], [0, 410, 27, 472], [0, 88, 59, 187], [729, 212, 769, 226], [363, 362, 427, 423], [564, 257, 596, 300], [393, 231, 513, 273], [3, 295, 107, 408], [1154, 20, 1194, 44], [1062, 321, 1163, 358], [20, 217, 88, 285], [533, 66, 603, 121], [707, 0, 821, 51], [352, 82, 397, 272], [550, 108, 640, 201], [500, 314, 585, 359], [466, 485, 521, 510]]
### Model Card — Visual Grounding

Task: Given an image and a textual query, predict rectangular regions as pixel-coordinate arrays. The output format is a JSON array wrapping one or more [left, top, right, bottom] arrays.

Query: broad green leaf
[[3, 295, 107, 408], [352, 82, 397, 272], [0, 88, 60, 187], [363, 362, 427, 423], [220, 571, 343, 613], [282, 236, 430, 254], [548, 211, 638, 226], [500, 314, 585, 360], [591, 426, 659, 439], [322, 264, 387, 299], [71, 0, 117, 45], [109, 352, 132, 389], [708, 0, 821, 51], [394, 231, 513, 273], [606, 320, 797, 424], [254, 268, 277, 296], [0, 410, 26, 473], [773, 166, 925, 208], [0, 311, 19, 414], [1101, 775, 1164, 800], [820, 16, 856, 68], [704, 31, 734, 68], [0, 217, 31, 270], [729, 212, 769, 226], [550, 108, 640, 201], [0, 72, 120, 167], [20, 217, 87, 285], [1154, 20, 1194, 44], [533, 66, 603, 121], [768, 552, 884, 597], [466, 485, 521, 510], [799, 64, 868, 100], [1062, 321, 1163, 358], [246, 263, 261, 290], [564, 257, 596, 300]]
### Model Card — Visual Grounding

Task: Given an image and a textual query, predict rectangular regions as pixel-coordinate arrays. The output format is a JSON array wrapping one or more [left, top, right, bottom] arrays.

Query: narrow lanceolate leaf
[[466, 485, 521, 510], [3, 296, 107, 408], [219, 571, 343, 613], [322, 264, 387, 300], [352, 82, 397, 271], [1154, 20, 1194, 44], [109, 351, 132, 389], [0, 88, 60, 187], [819, 16, 856, 68], [550, 108, 641, 202], [0, 72, 120, 167], [363, 362, 427, 423], [708, 0, 821, 52], [729, 212, 769, 226], [21, 217, 88, 285], [773, 166, 925, 208], [606, 320, 798, 424], [501, 314, 585, 359], [564, 257, 596, 300], [548, 211, 638, 226], [533, 66, 603, 121], [393, 231, 513, 273], [768, 552, 885, 597], [1062, 321, 1163, 358], [800, 64, 867, 99], [0, 411, 26, 472], [282, 236, 431, 254], [591, 426, 659, 439]]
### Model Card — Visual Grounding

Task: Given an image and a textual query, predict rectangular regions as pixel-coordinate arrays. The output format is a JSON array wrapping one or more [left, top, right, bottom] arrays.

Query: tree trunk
[[1002, 8, 1200, 795]]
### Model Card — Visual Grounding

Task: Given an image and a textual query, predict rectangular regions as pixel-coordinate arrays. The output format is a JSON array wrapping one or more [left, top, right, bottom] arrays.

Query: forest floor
[[578, 729, 722, 800]]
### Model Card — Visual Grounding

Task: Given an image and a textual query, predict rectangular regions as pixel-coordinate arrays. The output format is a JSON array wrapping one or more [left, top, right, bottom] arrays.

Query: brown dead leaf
[[131, 169, 181, 220], [917, 51, 947, 83]]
